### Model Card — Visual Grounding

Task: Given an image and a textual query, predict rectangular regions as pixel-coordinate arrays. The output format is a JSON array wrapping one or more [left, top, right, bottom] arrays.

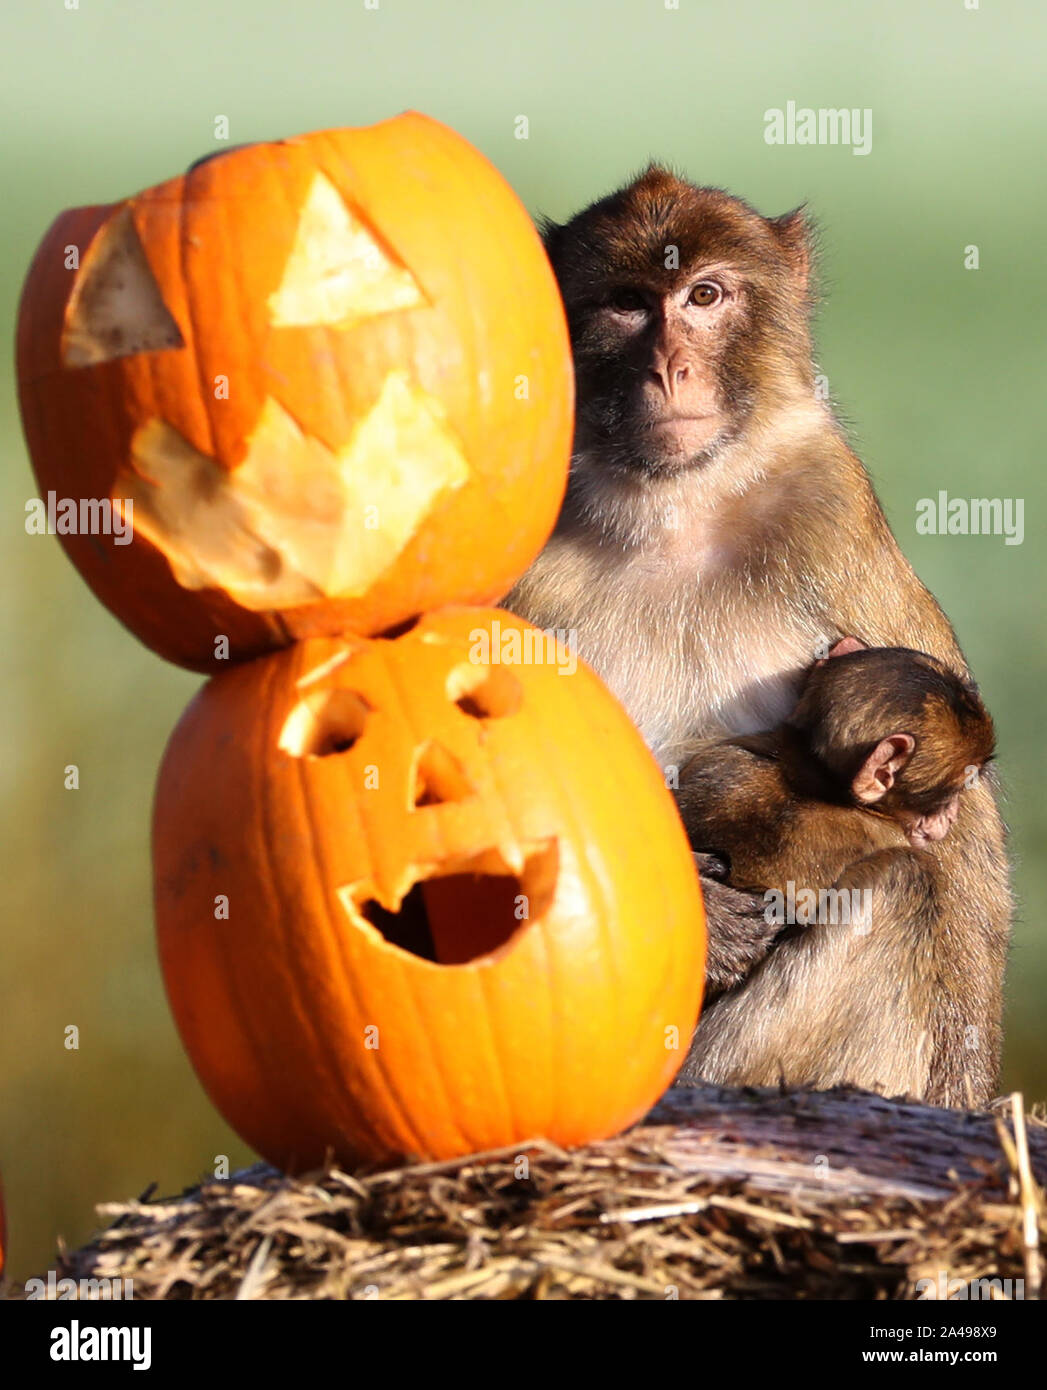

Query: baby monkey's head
[[789, 639, 996, 847]]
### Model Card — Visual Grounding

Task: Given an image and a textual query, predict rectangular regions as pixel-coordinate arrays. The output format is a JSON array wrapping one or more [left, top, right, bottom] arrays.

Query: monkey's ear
[[815, 634, 866, 667], [538, 216, 565, 266], [852, 734, 916, 803], [771, 208, 811, 285]]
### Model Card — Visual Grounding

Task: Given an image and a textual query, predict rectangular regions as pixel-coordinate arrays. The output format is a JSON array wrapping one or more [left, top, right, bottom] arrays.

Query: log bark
[[652, 1082, 1047, 1201]]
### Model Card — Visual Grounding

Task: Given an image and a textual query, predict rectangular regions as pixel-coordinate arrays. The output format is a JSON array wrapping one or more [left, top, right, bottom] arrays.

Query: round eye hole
[[607, 287, 647, 313], [690, 282, 722, 307]]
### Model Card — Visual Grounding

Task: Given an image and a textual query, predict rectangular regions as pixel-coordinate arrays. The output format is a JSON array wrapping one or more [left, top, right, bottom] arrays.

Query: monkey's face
[[792, 645, 995, 832], [544, 168, 812, 480], [569, 273, 747, 475], [898, 794, 962, 848]]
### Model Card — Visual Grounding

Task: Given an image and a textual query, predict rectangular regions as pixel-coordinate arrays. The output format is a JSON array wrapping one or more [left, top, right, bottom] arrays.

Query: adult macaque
[[676, 641, 996, 1097], [505, 168, 1011, 1106]]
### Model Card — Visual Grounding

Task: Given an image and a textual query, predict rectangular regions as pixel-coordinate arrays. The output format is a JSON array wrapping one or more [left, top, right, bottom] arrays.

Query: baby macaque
[[677, 640, 996, 1095], [680, 638, 995, 895]]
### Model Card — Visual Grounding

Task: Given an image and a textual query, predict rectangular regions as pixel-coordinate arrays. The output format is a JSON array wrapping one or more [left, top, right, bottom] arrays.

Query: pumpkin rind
[[17, 116, 573, 669], [153, 609, 706, 1167]]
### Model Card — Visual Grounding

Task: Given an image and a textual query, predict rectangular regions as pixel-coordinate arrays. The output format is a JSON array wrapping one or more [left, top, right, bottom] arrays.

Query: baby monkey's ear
[[852, 733, 916, 803], [815, 634, 866, 667]]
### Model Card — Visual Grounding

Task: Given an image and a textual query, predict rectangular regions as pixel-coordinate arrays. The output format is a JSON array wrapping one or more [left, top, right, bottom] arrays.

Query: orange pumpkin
[[16, 115, 573, 670], [154, 609, 706, 1168]]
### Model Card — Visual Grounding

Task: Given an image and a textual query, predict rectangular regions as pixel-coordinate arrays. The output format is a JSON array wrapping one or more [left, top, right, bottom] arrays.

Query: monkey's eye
[[605, 287, 648, 314], [689, 282, 722, 308]]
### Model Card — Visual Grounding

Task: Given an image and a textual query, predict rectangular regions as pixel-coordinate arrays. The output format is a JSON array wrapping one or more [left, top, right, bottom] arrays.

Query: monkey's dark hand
[[693, 850, 730, 882], [694, 858, 781, 1000]]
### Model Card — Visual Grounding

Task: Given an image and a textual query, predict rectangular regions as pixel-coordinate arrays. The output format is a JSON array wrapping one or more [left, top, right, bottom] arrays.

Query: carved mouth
[[339, 840, 560, 966]]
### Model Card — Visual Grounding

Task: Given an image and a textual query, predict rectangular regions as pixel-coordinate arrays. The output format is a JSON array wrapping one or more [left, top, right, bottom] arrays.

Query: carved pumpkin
[[16, 115, 573, 669], [154, 609, 705, 1168]]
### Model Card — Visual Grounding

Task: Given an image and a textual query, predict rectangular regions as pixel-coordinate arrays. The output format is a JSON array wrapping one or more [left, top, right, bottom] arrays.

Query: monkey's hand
[[694, 857, 781, 1000], [693, 850, 730, 882]]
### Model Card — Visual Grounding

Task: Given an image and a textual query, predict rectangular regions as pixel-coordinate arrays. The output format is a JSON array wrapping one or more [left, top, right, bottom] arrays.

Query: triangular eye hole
[[61, 206, 184, 367], [446, 663, 522, 720], [278, 688, 371, 757], [411, 741, 474, 808], [267, 173, 425, 329]]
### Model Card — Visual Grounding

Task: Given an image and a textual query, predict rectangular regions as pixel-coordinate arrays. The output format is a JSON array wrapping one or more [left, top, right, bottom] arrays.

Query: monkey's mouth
[[649, 413, 717, 424], [642, 412, 725, 460], [575, 401, 730, 476]]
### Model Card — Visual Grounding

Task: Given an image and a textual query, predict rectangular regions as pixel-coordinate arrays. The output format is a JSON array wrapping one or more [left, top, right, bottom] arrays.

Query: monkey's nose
[[647, 359, 690, 397]]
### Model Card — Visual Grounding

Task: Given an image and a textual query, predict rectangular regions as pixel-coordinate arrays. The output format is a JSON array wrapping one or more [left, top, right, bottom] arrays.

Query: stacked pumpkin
[[17, 115, 706, 1170]]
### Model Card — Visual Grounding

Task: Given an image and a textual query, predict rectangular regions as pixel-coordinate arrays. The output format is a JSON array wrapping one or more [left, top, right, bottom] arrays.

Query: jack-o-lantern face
[[17, 116, 573, 669], [154, 609, 706, 1168]]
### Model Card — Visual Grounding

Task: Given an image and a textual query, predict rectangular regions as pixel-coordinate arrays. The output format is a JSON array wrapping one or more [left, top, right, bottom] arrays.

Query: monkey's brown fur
[[790, 646, 996, 821], [680, 648, 995, 1095], [506, 168, 1011, 1107], [681, 647, 995, 892]]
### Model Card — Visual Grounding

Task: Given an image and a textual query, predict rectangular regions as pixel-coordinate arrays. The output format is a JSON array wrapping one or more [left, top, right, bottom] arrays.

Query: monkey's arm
[[679, 846, 942, 1097], [674, 739, 789, 998], [695, 870, 783, 998]]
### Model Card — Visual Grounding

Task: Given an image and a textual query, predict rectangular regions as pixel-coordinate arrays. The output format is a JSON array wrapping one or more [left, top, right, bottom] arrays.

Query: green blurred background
[[1, 0, 1043, 1281]]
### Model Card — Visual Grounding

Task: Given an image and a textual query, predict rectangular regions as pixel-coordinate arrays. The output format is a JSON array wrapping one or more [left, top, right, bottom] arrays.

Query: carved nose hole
[[278, 688, 371, 757], [446, 663, 523, 720], [411, 741, 473, 808]]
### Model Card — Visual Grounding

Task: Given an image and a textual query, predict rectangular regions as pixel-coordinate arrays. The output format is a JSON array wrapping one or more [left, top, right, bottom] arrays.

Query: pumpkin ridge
[[167, 659, 310, 1163], [290, 639, 444, 1157], [213, 660, 306, 1144], [528, 664, 615, 1141], [379, 629, 511, 1153], [471, 646, 560, 1140], [289, 708, 437, 1161], [172, 178, 218, 467], [332, 637, 475, 1154], [255, 659, 371, 1164]]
